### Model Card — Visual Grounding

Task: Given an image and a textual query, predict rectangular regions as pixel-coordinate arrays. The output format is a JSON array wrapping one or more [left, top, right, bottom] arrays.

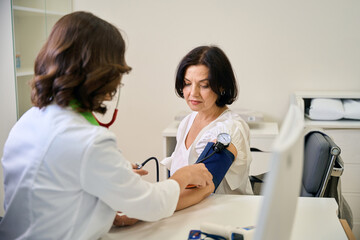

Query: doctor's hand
[[170, 163, 213, 190], [131, 164, 148, 176], [113, 212, 139, 227]]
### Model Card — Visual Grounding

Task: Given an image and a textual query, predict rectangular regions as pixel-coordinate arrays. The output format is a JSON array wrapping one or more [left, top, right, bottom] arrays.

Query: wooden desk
[[102, 194, 348, 240]]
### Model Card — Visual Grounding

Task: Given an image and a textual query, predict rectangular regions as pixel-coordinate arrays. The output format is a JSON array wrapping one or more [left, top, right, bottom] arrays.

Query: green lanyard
[[69, 100, 99, 126]]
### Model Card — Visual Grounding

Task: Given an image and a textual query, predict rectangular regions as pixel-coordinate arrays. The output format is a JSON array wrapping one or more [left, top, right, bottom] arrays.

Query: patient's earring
[[221, 90, 225, 96]]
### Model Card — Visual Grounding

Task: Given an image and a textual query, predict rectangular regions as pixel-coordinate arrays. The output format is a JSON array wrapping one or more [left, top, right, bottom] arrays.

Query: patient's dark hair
[[31, 11, 131, 114], [175, 46, 238, 107]]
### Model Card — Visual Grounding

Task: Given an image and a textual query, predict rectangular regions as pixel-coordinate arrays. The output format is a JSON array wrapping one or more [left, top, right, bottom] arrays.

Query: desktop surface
[[103, 194, 347, 240]]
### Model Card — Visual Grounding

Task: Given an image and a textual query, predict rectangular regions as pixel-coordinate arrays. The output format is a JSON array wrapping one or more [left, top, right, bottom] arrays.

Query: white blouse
[[162, 109, 253, 195]]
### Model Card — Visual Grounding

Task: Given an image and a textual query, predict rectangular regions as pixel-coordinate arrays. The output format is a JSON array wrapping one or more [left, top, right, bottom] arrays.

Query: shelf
[[16, 68, 34, 77], [248, 122, 279, 138], [304, 118, 360, 129], [294, 91, 360, 99], [13, 5, 67, 16], [293, 91, 360, 129]]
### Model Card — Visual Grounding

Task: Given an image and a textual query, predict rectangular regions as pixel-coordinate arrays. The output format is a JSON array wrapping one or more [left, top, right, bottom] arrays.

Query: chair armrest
[[332, 155, 344, 177]]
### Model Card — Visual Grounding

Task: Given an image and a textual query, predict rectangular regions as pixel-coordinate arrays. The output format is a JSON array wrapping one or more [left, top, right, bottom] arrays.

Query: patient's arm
[[176, 181, 215, 211], [226, 143, 238, 158], [175, 142, 238, 211]]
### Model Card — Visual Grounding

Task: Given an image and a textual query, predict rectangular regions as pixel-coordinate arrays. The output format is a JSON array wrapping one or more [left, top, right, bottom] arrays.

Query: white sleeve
[[194, 120, 248, 158], [80, 129, 180, 222]]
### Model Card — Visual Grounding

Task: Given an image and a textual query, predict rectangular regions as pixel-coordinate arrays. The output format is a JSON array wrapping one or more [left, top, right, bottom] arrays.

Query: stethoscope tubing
[[93, 86, 121, 128]]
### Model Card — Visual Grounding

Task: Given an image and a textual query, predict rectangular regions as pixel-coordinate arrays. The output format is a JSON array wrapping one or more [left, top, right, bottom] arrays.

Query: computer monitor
[[253, 104, 305, 240]]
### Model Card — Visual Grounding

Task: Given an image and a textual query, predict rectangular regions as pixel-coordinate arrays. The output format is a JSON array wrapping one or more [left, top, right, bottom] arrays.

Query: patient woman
[[162, 46, 253, 195]]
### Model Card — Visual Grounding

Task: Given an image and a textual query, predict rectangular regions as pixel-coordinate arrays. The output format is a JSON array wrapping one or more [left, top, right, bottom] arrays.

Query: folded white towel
[[307, 98, 344, 120], [343, 99, 360, 120]]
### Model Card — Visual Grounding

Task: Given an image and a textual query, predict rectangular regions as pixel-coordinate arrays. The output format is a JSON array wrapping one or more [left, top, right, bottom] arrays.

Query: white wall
[[0, 0, 18, 216], [72, 0, 360, 182], [0, 0, 359, 214]]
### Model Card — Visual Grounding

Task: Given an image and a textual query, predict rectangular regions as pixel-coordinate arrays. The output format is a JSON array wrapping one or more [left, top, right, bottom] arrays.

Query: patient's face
[[183, 65, 218, 114]]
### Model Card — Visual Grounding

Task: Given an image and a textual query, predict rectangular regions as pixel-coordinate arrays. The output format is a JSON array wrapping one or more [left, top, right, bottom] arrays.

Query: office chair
[[249, 130, 353, 229], [301, 131, 343, 197]]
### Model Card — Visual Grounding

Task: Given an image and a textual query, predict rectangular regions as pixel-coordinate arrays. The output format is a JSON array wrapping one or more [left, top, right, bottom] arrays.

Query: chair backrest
[[301, 131, 343, 197]]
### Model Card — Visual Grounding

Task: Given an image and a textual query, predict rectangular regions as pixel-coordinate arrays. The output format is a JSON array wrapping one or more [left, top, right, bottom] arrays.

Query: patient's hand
[[113, 212, 139, 227]]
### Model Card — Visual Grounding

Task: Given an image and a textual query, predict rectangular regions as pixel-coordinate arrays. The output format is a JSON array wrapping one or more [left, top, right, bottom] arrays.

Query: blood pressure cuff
[[195, 142, 234, 191]]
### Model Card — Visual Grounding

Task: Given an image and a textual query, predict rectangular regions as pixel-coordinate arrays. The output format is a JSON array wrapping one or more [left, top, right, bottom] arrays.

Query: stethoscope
[[135, 157, 159, 182], [91, 86, 160, 181], [92, 85, 122, 128]]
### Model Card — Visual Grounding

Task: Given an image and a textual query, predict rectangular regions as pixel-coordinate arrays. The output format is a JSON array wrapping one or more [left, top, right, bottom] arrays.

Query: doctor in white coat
[[0, 11, 213, 240]]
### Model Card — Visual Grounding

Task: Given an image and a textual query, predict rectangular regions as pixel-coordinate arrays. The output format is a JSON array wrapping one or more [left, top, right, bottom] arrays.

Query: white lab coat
[[0, 104, 179, 240], [162, 109, 253, 195]]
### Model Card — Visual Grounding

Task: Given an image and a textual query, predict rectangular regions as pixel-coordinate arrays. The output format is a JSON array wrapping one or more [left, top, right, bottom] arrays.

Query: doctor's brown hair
[[31, 11, 131, 114]]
